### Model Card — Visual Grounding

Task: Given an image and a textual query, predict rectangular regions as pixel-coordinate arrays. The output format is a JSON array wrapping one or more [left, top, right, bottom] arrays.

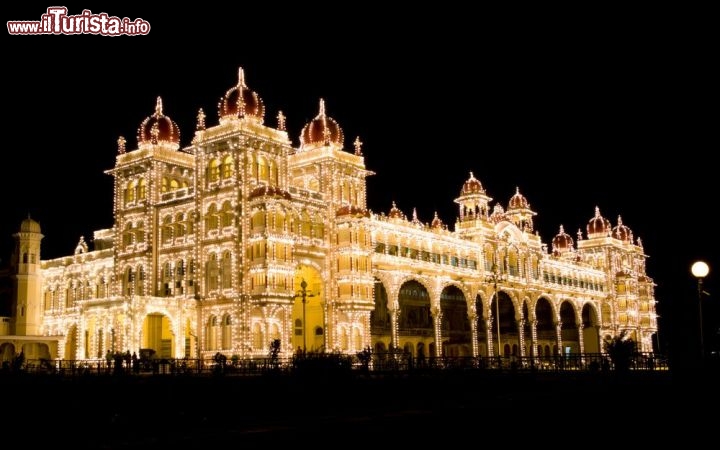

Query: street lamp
[[487, 264, 507, 359], [296, 279, 315, 353], [691, 261, 709, 361]]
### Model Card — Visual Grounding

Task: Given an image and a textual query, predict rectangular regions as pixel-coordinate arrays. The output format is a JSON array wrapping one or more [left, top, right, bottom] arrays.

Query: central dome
[[218, 67, 265, 123]]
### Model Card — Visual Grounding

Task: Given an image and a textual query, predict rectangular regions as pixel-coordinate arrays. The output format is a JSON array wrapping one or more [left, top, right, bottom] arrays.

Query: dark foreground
[[2, 369, 715, 448]]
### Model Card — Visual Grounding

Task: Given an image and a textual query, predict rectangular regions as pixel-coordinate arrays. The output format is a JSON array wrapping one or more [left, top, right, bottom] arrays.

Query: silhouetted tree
[[603, 331, 636, 372]]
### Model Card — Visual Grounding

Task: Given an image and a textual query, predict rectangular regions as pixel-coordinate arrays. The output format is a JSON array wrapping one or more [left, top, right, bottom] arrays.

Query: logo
[[7, 7, 150, 36]]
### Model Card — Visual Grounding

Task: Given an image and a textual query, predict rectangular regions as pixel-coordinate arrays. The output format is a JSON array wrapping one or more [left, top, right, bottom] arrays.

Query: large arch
[[370, 278, 392, 350], [293, 265, 323, 353], [397, 279, 432, 357], [559, 300, 580, 354], [535, 297, 556, 358], [491, 290, 517, 357], [474, 294, 488, 356], [581, 302, 601, 353], [440, 285, 471, 357], [141, 313, 175, 359]]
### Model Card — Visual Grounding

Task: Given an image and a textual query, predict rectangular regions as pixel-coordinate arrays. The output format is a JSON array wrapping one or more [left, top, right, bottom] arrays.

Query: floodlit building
[[0, 68, 657, 364]]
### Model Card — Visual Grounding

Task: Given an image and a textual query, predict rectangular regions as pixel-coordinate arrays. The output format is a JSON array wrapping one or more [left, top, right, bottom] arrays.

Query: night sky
[[2, 6, 716, 362]]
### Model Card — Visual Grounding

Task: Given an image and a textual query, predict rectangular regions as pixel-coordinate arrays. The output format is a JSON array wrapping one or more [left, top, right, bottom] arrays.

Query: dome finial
[[238, 67, 246, 87], [196, 108, 206, 131], [595, 206, 601, 217], [117, 136, 126, 154], [318, 98, 326, 117], [154, 96, 163, 117]]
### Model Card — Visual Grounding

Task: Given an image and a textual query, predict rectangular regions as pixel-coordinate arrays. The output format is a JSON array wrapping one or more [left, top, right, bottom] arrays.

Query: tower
[[11, 216, 44, 335]]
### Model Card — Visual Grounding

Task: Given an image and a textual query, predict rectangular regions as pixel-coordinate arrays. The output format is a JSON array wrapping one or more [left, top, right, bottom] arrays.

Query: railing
[[1, 351, 669, 377]]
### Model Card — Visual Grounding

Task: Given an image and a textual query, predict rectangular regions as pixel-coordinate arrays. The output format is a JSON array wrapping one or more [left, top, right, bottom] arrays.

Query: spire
[[277, 110, 286, 131], [236, 68, 247, 117], [154, 96, 163, 117], [117, 136, 126, 154], [196, 108, 206, 131], [354, 136, 363, 156], [238, 67, 246, 87]]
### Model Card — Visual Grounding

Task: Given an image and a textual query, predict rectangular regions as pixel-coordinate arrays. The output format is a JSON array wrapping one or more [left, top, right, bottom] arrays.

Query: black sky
[[2, 5, 717, 359]]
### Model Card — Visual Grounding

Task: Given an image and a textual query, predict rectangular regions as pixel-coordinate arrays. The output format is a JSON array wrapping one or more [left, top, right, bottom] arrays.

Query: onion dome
[[300, 99, 344, 150], [431, 211, 444, 230], [586, 206, 611, 239], [489, 204, 507, 224], [218, 67, 265, 123], [388, 201, 405, 220], [460, 172, 486, 196], [552, 225, 574, 255], [612, 216, 634, 243], [19, 215, 41, 233], [137, 97, 181, 150], [508, 187, 529, 210]]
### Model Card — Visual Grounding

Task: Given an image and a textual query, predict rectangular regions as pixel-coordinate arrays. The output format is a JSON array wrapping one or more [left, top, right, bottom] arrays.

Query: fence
[[1, 351, 667, 377]]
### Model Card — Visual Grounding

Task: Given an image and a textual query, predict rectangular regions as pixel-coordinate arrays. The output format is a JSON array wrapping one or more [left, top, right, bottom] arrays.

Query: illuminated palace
[[0, 68, 657, 364]]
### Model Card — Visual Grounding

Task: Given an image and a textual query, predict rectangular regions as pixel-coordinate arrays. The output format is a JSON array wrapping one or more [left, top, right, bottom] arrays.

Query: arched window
[[208, 159, 220, 182], [175, 213, 186, 237], [135, 221, 145, 243], [205, 204, 219, 232], [136, 265, 145, 295], [138, 178, 147, 200], [124, 267, 134, 296], [125, 180, 136, 204], [221, 315, 232, 349], [206, 316, 218, 351], [161, 177, 169, 193], [222, 155, 234, 179], [258, 156, 268, 182], [206, 253, 218, 293], [222, 251, 232, 289], [162, 216, 173, 244], [221, 201, 234, 228]]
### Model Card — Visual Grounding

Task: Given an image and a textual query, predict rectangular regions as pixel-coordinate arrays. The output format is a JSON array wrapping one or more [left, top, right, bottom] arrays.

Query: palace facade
[[0, 68, 657, 363]]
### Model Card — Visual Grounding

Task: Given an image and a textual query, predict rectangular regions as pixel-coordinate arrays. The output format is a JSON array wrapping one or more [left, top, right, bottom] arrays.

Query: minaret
[[11, 216, 44, 335]]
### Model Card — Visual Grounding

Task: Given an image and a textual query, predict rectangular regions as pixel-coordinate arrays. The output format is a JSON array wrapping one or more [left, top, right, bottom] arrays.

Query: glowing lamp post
[[487, 264, 507, 359], [296, 279, 315, 353], [691, 261, 709, 361]]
